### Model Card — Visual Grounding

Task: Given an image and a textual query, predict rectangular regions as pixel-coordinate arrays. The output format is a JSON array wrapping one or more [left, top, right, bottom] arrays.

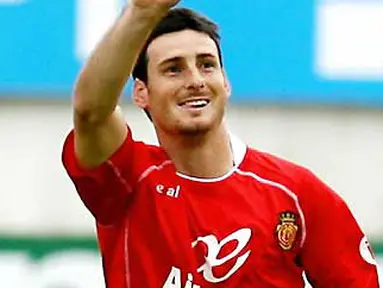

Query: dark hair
[[132, 7, 223, 83]]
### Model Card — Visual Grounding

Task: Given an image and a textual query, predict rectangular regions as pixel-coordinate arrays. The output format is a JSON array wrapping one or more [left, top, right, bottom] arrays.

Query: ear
[[132, 78, 149, 109], [222, 70, 232, 97]]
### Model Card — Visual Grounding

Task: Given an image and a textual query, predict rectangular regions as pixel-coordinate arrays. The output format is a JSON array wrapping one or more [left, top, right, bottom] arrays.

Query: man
[[62, 0, 380, 287]]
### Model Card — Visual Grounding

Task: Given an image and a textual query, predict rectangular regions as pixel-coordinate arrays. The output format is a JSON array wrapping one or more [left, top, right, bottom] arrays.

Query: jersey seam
[[95, 160, 133, 229], [235, 168, 307, 249], [137, 160, 173, 184]]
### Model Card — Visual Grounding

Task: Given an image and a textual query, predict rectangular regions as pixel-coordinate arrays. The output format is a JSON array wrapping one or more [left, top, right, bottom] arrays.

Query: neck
[[157, 124, 234, 179]]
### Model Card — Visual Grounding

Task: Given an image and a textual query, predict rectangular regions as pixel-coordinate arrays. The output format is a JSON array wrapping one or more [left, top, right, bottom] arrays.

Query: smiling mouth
[[178, 99, 211, 109]]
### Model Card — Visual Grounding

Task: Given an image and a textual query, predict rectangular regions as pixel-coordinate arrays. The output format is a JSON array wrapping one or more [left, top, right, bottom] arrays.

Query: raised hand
[[129, 0, 181, 12]]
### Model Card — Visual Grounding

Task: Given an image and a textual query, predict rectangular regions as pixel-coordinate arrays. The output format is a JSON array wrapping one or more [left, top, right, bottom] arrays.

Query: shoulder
[[241, 147, 312, 189], [242, 148, 344, 210], [140, 141, 168, 162], [62, 128, 168, 180]]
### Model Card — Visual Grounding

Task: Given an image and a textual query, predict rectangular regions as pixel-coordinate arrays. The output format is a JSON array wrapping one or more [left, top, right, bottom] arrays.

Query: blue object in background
[[0, 1, 78, 95], [0, 0, 382, 106]]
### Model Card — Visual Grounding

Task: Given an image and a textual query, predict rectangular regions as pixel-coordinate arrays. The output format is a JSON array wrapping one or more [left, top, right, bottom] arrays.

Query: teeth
[[186, 100, 208, 107]]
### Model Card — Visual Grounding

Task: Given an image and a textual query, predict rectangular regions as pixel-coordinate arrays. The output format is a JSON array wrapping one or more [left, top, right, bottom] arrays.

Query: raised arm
[[73, 0, 179, 168]]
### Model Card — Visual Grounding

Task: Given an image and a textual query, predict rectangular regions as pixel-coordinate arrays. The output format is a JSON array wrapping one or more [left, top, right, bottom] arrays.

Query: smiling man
[[62, 0, 379, 287]]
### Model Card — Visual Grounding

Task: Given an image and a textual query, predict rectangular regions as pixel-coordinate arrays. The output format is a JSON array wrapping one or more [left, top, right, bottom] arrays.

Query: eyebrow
[[158, 53, 217, 67], [196, 53, 217, 59], [158, 56, 182, 67]]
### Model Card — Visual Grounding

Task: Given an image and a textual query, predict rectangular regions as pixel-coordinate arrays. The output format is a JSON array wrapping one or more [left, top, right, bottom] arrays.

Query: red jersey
[[62, 127, 379, 288]]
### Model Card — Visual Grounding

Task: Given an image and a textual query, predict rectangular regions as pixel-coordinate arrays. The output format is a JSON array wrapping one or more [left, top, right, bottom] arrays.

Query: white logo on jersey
[[156, 184, 181, 198], [359, 236, 377, 265], [192, 228, 252, 283], [162, 267, 200, 288]]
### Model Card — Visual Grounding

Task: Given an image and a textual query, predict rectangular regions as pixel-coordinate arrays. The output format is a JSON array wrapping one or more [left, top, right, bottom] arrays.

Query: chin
[[177, 125, 210, 135], [175, 118, 217, 135]]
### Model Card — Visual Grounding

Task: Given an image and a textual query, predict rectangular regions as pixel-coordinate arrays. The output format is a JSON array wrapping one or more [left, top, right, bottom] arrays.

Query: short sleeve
[[62, 127, 143, 226], [299, 170, 379, 287]]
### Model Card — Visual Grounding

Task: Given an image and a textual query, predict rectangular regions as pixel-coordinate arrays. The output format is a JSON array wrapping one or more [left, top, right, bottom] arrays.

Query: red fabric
[[62, 130, 379, 288], [299, 170, 379, 288]]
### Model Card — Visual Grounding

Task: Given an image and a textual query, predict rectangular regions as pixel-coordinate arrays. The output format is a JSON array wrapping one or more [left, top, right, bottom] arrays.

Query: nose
[[185, 67, 205, 90]]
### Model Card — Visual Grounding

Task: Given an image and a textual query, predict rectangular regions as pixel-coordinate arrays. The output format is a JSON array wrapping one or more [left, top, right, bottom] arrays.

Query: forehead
[[147, 29, 219, 65]]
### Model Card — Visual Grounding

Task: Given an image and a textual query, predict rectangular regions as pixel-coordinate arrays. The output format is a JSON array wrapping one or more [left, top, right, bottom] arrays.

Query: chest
[[133, 170, 303, 258], [126, 170, 305, 286]]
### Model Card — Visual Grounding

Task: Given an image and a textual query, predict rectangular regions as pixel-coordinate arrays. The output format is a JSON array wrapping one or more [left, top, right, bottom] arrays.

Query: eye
[[165, 65, 182, 75], [201, 60, 216, 70]]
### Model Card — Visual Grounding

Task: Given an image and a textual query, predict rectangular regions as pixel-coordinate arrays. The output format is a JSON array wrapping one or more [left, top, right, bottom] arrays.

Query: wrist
[[127, 4, 169, 21]]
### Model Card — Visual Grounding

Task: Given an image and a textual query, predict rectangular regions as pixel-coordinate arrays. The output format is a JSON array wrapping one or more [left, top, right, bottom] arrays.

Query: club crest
[[276, 211, 298, 251]]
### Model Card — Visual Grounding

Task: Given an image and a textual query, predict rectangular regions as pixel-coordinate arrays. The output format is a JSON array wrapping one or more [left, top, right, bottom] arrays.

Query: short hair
[[132, 7, 223, 83]]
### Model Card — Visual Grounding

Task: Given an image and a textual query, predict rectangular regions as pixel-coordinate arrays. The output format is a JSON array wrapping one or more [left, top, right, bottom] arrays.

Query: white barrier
[[1, 104, 383, 238]]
